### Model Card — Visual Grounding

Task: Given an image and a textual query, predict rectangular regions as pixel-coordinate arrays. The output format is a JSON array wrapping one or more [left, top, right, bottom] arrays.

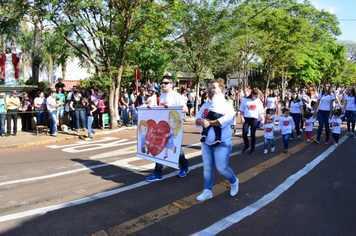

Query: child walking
[[304, 111, 316, 142], [277, 108, 294, 156], [329, 109, 342, 146], [262, 114, 276, 154]]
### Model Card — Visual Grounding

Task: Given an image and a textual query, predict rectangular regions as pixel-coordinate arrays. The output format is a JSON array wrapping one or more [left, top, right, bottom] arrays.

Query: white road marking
[[46, 137, 119, 149], [61, 139, 135, 153], [190, 134, 348, 236], [0, 135, 281, 222]]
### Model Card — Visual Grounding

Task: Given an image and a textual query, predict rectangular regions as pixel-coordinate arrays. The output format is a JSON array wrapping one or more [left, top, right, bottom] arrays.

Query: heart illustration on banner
[[305, 122, 310, 126], [248, 104, 256, 111], [333, 122, 338, 127], [283, 120, 290, 126], [145, 119, 171, 157], [266, 127, 272, 132]]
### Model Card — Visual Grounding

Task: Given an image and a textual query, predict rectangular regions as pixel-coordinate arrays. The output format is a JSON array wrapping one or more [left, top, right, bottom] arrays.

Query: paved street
[[0, 120, 355, 236]]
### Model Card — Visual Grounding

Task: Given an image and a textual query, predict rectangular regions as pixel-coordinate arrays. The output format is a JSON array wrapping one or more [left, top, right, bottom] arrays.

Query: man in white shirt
[[47, 90, 64, 136], [146, 76, 190, 181]]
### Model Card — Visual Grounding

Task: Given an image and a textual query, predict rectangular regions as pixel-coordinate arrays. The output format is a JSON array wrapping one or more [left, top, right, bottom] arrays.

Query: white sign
[[137, 106, 183, 169]]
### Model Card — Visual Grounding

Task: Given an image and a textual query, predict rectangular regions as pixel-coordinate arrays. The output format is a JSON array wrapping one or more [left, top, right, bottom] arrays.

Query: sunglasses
[[161, 81, 171, 85]]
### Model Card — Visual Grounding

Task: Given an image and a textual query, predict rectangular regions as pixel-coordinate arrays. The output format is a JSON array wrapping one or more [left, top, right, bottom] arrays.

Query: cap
[[151, 88, 156, 92], [58, 77, 63, 80], [11, 90, 17, 94]]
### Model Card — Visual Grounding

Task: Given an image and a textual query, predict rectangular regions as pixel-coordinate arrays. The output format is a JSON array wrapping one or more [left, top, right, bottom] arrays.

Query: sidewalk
[[0, 126, 137, 150]]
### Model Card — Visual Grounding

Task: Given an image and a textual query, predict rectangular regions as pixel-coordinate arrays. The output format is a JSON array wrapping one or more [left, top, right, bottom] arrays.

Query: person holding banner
[[195, 82, 239, 201], [146, 75, 190, 182]]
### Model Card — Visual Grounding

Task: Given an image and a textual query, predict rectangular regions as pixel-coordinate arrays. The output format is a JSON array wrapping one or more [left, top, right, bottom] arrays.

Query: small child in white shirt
[[261, 114, 276, 154], [304, 111, 316, 142], [329, 109, 342, 146], [277, 107, 294, 156]]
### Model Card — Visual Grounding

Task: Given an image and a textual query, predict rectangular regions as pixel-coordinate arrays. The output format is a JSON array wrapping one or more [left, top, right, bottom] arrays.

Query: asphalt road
[[0, 121, 355, 236]]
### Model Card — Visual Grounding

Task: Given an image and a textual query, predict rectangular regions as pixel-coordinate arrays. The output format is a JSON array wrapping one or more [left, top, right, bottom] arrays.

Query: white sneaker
[[196, 189, 213, 201], [85, 138, 90, 141], [263, 149, 268, 154], [271, 147, 275, 152], [91, 133, 96, 139], [230, 179, 239, 197], [307, 139, 310, 143]]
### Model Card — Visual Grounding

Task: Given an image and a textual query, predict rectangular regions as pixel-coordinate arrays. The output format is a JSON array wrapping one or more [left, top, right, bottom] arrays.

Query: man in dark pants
[[6, 90, 20, 136]]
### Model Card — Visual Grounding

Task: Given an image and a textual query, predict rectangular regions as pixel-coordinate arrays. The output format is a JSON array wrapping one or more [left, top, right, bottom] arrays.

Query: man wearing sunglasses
[[146, 76, 190, 181]]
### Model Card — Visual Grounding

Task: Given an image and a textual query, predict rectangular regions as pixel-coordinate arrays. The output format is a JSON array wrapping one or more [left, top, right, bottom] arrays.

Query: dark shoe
[[178, 168, 189, 178], [314, 139, 320, 144], [200, 136, 206, 142], [242, 146, 250, 153], [210, 141, 221, 148], [13, 133, 17, 136], [249, 150, 255, 155]]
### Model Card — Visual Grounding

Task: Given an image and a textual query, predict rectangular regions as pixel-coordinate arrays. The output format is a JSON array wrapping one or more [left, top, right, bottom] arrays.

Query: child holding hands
[[277, 108, 294, 156], [304, 111, 316, 143], [329, 109, 342, 146], [262, 114, 276, 154]]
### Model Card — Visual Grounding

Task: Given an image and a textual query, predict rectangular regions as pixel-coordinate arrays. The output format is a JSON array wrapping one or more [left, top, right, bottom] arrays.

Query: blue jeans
[[75, 109, 85, 129], [201, 140, 237, 190], [282, 133, 291, 149], [129, 107, 137, 125], [345, 110, 356, 133], [121, 105, 129, 124], [317, 110, 330, 141], [264, 137, 275, 150], [153, 147, 189, 176], [87, 116, 96, 138], [0, 113, 5, 135], [48, 111, 57, 134], [35, 110, 46, 125], [290, 113, 301, 139], [57, 107, 64, 118]]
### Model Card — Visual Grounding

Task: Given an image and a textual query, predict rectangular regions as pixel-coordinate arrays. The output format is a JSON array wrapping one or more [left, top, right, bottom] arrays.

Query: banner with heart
[[136, 106, 183, 169]]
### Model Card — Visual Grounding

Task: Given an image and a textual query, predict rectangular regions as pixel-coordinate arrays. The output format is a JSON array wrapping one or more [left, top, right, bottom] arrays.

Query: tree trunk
[[62, 61, 66, 80]]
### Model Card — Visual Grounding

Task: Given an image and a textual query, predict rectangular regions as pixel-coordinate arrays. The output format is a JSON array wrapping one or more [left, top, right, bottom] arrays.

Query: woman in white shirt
[[343, 87, 356, 137], [239, 88, 264, 155], [313, 83, 335, 144], [289, 91, 304, 140], [265, 90, 279, 115]]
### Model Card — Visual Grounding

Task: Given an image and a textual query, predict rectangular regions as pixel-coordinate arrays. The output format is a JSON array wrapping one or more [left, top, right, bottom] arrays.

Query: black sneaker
[[249, 150, 255, 155], [242, 146, 250, 153], [210, 141, 221, 148], [13, 133, 17, 136], [200, 136, 206, 142]]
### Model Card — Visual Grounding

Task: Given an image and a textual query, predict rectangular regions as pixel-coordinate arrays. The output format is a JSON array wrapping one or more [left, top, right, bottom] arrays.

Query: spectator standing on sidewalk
[[19, 92, 33, 131], [83, 96, 97, 140], [46, 90, 64, 136], [129, 89, 137, 125], [0, 93, 6, 136], [120, 87, 130, 126], [6, 90, 20, 136], [34, 91, 46, 127], [55, 88, 66, 131], [67, 86, 79, 131], [70, 91, 86, 131], [146, 75, 190, 182], [91, 89, 102, 128]]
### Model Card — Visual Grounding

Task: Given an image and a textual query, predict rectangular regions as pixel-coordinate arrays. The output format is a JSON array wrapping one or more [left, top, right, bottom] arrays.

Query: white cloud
[[308, 0, 337, 14]]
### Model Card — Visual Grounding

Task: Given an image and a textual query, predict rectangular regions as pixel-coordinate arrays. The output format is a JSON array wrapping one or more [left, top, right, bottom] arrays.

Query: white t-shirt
[[262, 122, 276, 139], [290, 100, 303, 114], [239, 98, 264, 119], [329, 117, 342, 134], [34, 97, 46, 112], [304, 117, 316, 132], [159, 90, 187, 108], [266, 96, 278, 109], [147, 94, 157, 106], [195, 100, 235, 145], [317, 93, 335, 111], [46, 96, 57, 112], [345, 94, 356, 111], [210, 93, 226, 114], [301, 94, 311, 109], [277, 116, 294, 135]]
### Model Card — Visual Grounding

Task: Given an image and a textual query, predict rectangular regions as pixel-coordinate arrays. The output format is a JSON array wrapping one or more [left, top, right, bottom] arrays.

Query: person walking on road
[[195, 84, 239, 201], [83, 96, 97, 140], [313, 83, 335, 144], [146, 75, 190, 182], [239, 88, 265, 155]]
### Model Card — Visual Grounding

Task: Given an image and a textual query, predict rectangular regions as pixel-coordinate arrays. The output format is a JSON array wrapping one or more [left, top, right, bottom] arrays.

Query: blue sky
[[298, 0, 356, 42]]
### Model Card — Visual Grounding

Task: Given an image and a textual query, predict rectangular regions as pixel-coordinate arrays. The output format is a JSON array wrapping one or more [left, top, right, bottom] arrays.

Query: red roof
[[51, 80, 80, 91]]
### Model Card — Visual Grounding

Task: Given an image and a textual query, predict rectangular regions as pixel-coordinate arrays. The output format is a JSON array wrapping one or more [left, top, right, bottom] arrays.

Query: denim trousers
[[57, 106, 64, 118], [345, 110, 356, 133], [35, 111, 46, 125], [87, 116, 96, 138], [48, 111, 57, 134], [264, 137, 275, 150], [290, 113, 301, 138], [75, 109, 85, 129], [129, 107, 137, 125], [6, 109, 18, 134], [317, 110, 330, 141], [0, 113, 5, 134], [242, 117, 258, 151], [201, 140, 237, 190], [282, 133, 291, 149], [121, 105, 129, 124], [153, 147, 189, 176]]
